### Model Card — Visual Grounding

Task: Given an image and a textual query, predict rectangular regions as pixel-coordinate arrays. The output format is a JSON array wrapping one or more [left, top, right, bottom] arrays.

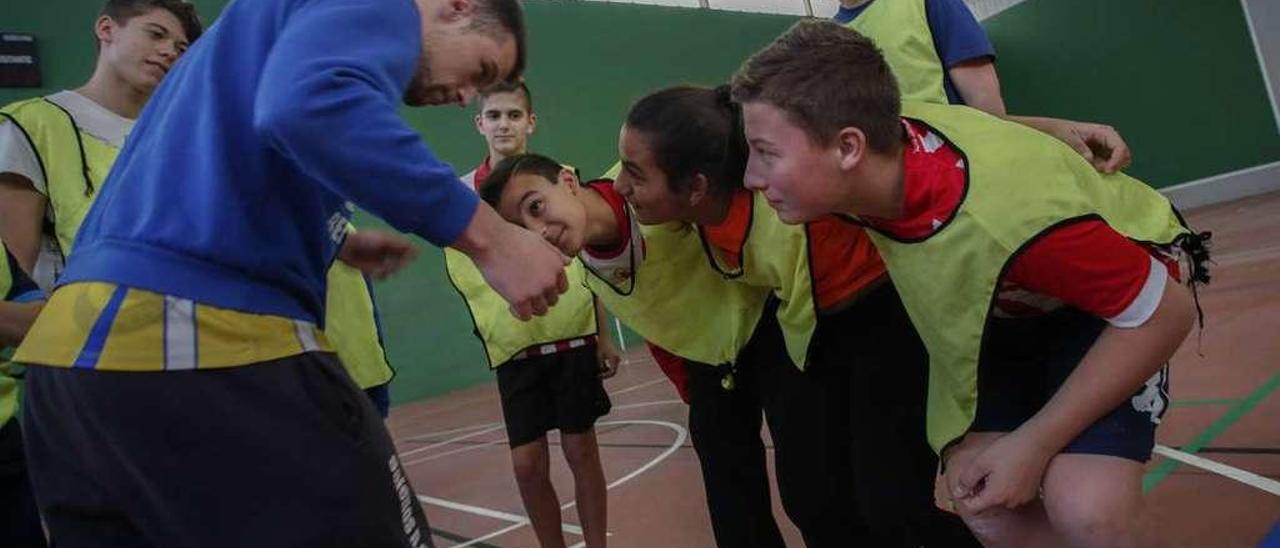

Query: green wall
[[984, 0, 1280, 187], [2, 0, 1276, 403]]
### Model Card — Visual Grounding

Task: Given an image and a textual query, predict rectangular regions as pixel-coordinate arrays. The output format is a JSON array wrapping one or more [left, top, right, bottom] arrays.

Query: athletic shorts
[[972, 307, 1169, 462], [495, 344, 611, 447]]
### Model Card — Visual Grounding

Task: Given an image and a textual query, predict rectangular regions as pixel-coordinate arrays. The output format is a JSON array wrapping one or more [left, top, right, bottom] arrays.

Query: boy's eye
[[528, 199, 544, 216]]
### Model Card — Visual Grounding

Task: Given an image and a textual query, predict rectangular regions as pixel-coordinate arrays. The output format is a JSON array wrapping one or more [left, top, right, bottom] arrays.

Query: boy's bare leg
[[1042, 453, 1151, 548], [562, 430, 608, 547], [511, 437, 567, 548]]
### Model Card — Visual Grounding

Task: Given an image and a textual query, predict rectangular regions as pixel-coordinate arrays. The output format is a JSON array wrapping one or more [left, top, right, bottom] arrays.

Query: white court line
[[404, 434, 509, 466], [404, 400, 686, 467], [417, 495, 529, 524], [399, 424, 507, 459], [419, 419, 689, 546], [455, 522, 528, 547], [558, 419, 689, 513], [417, 494, 586, 533], [400, 421, 502, 443], [400, 376, 663, 451], [606, 377, 667, 398], [1153, 444, 1280, 496], [612, 399, 685, 411]]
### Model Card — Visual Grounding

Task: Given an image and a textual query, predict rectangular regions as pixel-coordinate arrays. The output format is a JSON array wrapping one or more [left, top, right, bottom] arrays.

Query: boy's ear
[[687, 172, 711, 206], [438, 0, 476, 23], [559, 167, 581, 193], [474, 113, 485, 135], [526, 113, 538, 135], [835, 127, 867, 172], [94, 15, 116, 47]]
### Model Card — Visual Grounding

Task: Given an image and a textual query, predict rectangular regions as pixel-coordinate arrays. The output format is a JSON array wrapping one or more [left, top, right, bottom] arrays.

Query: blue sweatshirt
[[62, 0, 479, 324]]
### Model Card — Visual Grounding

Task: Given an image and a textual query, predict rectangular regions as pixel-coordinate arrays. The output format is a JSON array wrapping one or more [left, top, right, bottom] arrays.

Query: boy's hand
[[952, 430, 1054, 514], [338, 230, 418, 279], [1007, 116, 1132, 174], [1059, 121, 1132, 174], [597, 340, 622, 379]]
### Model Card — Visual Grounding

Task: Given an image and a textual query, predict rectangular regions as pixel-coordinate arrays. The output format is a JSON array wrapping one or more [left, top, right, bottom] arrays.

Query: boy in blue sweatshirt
[[13, 0, 572, 545]]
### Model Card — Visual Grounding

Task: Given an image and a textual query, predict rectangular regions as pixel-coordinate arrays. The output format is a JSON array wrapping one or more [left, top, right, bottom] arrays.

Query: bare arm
[[0, 173, 47, 276], [594, 296, 621, 379], [949, 58, 1006, 116], [1005, 116, 1132, 174], [949, 58, 1133, 174], [0, 300, 42, 347]]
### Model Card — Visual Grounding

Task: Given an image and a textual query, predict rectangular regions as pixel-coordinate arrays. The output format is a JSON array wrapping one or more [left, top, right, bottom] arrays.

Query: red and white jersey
[[580, 181, 645, 292]]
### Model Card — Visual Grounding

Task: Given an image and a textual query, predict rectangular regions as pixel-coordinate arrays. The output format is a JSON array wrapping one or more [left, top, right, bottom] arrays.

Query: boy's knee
[[510, 447, 548, 486], [1047, 494, 1142, 546], [559, 432, 598, 467], [956, 506, 1020, 545]]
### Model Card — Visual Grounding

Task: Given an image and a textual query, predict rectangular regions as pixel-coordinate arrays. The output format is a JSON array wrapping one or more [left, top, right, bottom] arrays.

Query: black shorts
[[495, 344, 611, 447], [21, 352, 433, 548], [365, 382, 391, 418], [0, 420, 46, 548], [973, 307, 1170, 462]]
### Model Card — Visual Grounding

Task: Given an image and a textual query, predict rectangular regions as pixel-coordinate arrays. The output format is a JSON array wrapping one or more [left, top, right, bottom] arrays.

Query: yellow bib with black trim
[[0, 97, 117, 259], [0, 362, 16, 429], [870, 102, 1191, 453], [324, 259, 394, 389], [595, 162, 769, 365], [697, 193, 817, 370], [445, 249, 596, 368], [587, 221, 769, 366], [846, 0, 950, 104]]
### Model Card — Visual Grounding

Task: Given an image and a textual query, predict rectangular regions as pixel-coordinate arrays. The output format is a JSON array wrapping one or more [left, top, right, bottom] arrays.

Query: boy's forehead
[[503, 172, 556, 203], [130, 8, 181, 30], [744, 101, 809, 140], [509, 172, 556, 192], [119, 8, 189, 43], [481, 92, 529, 113], [742, 101, 787, 127]]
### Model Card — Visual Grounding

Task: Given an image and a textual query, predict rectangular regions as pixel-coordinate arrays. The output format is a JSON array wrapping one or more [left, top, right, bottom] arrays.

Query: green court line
[[1144, 372, 1280, 492], [1172, 398, 1245, 407]]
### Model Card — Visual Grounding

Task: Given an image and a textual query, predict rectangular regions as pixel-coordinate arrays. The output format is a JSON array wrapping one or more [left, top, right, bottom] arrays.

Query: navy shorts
[[972, 307, 1170, 462]]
